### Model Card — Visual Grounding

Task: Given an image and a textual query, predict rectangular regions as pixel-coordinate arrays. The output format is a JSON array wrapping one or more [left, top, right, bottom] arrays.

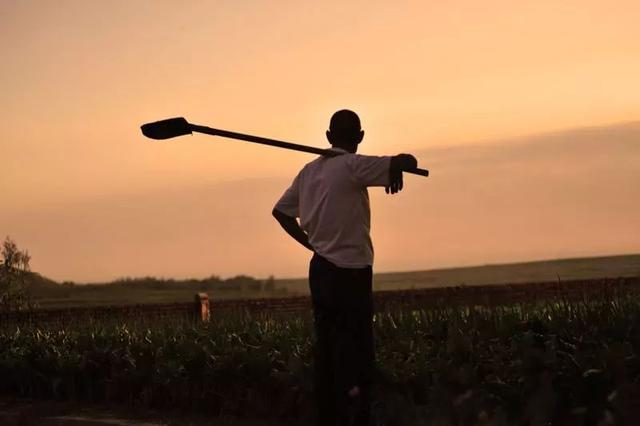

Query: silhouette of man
[[272, 109, 418, 426]]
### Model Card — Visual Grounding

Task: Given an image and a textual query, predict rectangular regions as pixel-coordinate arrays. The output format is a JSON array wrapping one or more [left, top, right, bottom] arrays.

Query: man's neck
[[331, 144, 357, 153]]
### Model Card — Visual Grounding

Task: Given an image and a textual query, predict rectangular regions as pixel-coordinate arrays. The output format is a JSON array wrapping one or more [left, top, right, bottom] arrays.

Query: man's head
[[326, 109, 364, 153]]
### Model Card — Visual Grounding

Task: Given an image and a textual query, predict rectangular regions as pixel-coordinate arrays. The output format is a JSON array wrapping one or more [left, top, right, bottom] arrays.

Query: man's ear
[[356, 130, 364, 144], [326, 130, 333, 145]]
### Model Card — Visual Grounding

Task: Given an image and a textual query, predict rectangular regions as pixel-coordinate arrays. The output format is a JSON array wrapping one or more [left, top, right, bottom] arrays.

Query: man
[[272, 109, 418, 426]]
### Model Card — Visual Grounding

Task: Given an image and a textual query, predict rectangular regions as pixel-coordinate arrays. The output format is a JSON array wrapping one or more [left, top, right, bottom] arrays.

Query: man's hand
[[386, 154, 418, 195], [386, 168, 403, 194]]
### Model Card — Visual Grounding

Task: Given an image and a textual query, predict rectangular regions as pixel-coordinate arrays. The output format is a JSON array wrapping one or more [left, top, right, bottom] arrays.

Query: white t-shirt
[[274, 148, 391, 268]]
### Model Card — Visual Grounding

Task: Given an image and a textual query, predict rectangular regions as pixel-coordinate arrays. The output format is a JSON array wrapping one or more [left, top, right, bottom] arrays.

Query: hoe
[[141, 117, 429, 177]]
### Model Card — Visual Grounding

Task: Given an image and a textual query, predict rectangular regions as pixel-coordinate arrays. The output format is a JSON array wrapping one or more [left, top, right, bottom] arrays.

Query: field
[[4, 254, 640, 424], [26, 275, 289, 309], [280, 254, 640, 294], [3, 286, 640, 425], [26, 254, 640, 309]]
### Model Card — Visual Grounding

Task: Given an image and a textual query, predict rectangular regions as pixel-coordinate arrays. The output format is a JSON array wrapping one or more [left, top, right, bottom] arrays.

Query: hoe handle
[[190, 124, 333, 156], [190, 124, 429, 177]]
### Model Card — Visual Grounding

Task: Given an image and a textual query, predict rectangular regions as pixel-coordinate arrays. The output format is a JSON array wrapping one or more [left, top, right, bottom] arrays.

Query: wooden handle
[[190, 123, 429, 178], [407, 168, 429, 177]]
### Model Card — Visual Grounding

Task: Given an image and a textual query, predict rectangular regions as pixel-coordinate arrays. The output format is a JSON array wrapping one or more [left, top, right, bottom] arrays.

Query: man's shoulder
[[299, 153, 389, 175], [300, 155, 342, 172]]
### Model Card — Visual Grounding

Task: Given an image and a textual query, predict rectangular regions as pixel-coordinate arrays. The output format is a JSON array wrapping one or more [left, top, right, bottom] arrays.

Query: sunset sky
[[2, 1, 639, 282]]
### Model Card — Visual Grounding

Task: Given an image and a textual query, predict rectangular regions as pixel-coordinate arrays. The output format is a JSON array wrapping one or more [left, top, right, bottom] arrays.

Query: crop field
[[4, 255, 640, 424], [3, 281, 640, 425]]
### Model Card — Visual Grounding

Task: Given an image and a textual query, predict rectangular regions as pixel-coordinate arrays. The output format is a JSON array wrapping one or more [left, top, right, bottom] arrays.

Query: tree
[[0, 236, 33, 312]]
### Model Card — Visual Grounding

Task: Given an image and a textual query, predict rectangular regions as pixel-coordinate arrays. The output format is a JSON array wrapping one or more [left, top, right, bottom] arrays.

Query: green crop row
[[2, 292, 640, 425]]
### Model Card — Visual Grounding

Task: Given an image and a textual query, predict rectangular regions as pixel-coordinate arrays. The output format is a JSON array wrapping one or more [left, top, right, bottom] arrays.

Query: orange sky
[[2, 1, 639, 282]]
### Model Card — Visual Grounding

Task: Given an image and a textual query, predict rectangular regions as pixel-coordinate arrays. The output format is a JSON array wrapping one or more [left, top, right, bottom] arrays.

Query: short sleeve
[[274, 174, 300, 218], [347, 154, 391, 187]]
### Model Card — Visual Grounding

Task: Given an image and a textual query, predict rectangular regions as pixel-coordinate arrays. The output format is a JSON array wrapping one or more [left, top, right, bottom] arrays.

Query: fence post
[[194, 293, 210, 322]]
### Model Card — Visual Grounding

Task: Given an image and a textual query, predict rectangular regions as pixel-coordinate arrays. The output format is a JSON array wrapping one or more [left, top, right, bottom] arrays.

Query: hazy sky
[[2, 1, 639, 282]]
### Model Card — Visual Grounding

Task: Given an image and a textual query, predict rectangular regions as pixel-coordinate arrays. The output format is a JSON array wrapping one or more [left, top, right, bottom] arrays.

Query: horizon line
[[45, 251, 640, 286]]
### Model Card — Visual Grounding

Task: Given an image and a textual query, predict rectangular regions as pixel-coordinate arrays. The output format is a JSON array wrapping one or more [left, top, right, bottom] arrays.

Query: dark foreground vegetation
[[3, 289, 640, 425]]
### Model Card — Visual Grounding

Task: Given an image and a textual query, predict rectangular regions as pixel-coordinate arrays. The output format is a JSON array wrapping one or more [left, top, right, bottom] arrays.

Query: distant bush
[[264, 275, 276, 292], [103, 274, 277, 294], [0, 236, 34, 312]]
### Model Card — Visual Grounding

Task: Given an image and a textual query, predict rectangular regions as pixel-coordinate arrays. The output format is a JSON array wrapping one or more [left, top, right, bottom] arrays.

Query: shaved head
[[330, 109, 361, 133], [327, 109, 364, 150]]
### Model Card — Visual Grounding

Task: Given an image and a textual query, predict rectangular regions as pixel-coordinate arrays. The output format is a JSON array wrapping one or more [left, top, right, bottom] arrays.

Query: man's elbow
[[272, 208, 294, 222], [272, 208, 284, 221]]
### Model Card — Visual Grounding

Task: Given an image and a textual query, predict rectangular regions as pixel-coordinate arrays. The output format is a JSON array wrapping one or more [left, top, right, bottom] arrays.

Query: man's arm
[[386, 154, 418, 194], [272, 208, 314, 252]]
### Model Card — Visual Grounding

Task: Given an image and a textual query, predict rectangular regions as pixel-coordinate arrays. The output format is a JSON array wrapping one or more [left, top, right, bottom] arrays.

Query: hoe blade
[[141, 117, 191, 140]]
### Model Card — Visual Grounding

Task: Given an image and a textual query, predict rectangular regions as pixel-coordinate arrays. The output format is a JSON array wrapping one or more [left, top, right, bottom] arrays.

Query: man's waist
[[311, 247, 373, 269]]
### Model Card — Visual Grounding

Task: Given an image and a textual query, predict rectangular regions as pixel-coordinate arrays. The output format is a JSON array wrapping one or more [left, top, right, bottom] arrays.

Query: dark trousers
[[309, 253, 374, 426]]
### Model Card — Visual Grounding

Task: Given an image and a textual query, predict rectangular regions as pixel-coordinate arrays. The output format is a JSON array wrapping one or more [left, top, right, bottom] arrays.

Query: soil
[[0, 397, 304, 426]]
